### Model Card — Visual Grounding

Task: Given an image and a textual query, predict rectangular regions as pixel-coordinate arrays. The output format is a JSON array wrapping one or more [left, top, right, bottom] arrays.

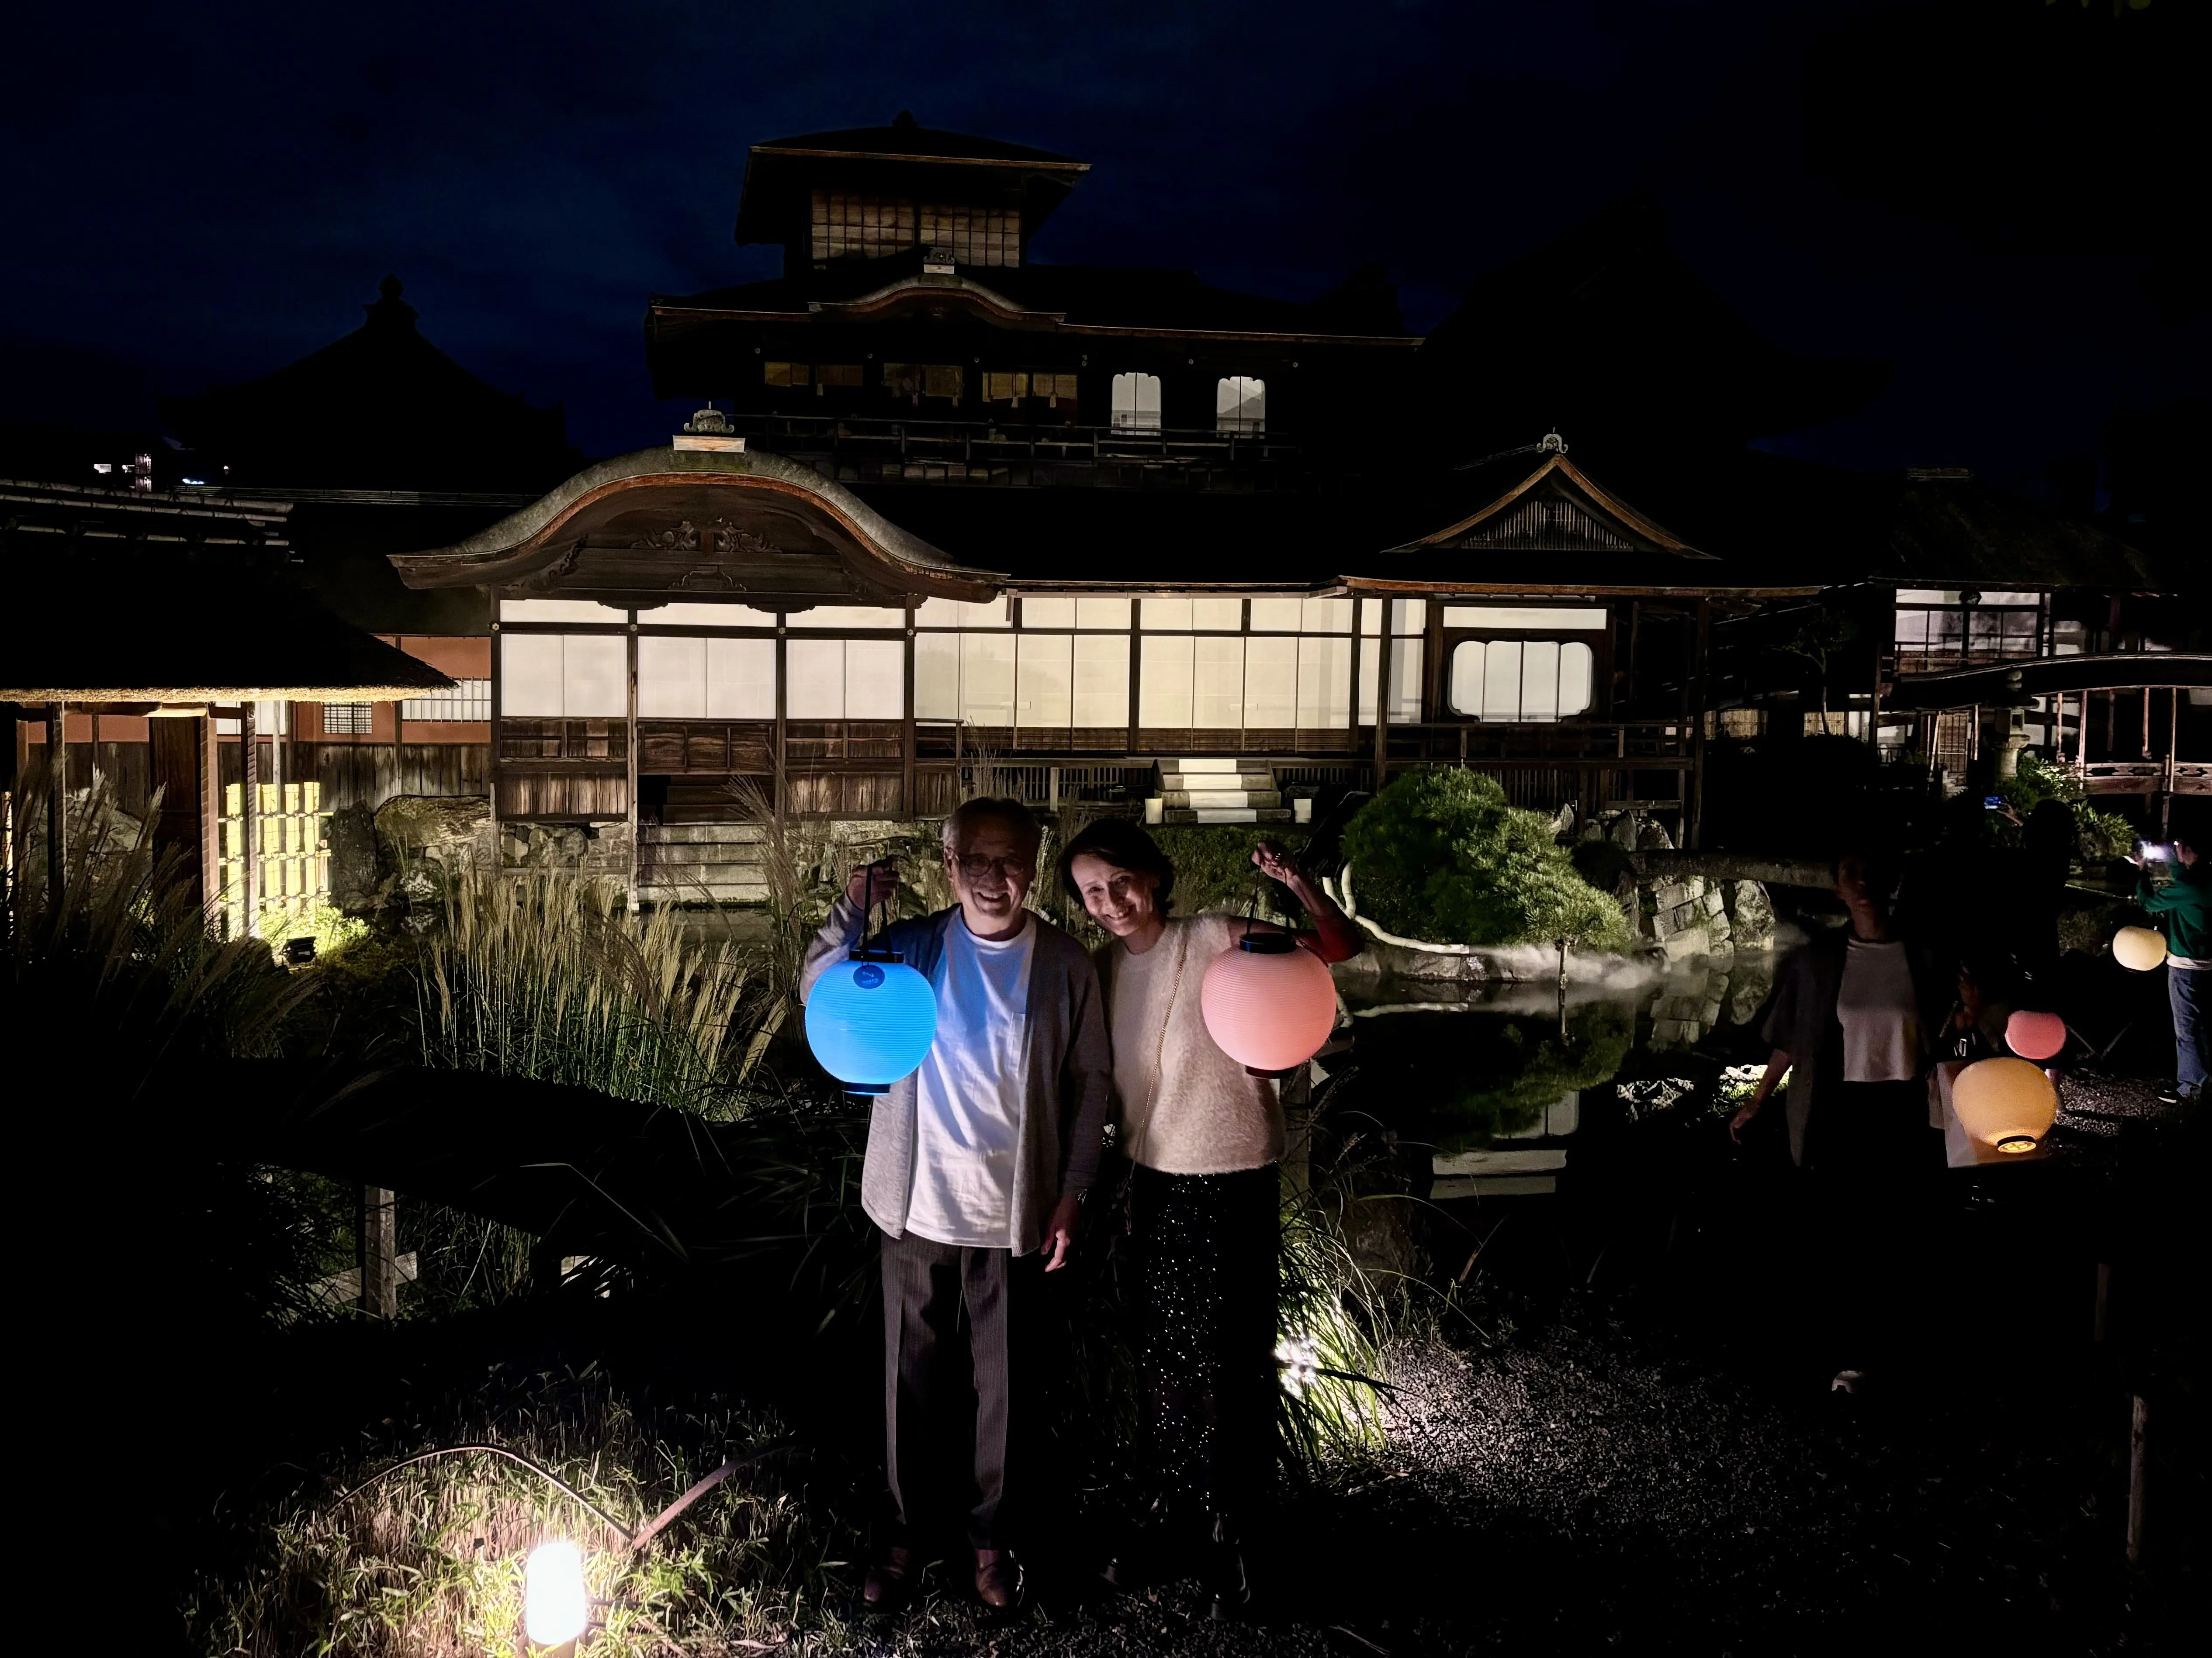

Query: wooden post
[[2162, 689, 2177, 838], [2127, 1393, 2148, 1566], [359, 1185, 398, 1320], [531, 1236, 567, 1296], [488, 620, 503, 870], [1125, 598, 1143, 759], [2077, 688, 2089, 767], [239, 701, 260, 937], [625, 625, 640, 912], [901, 603, 917, 814], [1344, 598, 1364, 781], [2093, 1261, 2111, 1343], [773, 626, 789, 817], [45, 701, 64, 908], [1689, 598, 1711, 850], [199, 715, 222, 922], [1372, 604, 1394, 786]]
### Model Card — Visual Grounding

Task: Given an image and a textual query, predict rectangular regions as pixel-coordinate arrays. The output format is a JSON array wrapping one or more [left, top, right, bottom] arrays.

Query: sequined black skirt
[[1128, 1161, 1280, 1520]]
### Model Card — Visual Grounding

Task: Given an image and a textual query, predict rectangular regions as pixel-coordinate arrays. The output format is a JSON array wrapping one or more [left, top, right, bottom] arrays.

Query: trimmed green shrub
[[1341, 770, 1631, 951], [1994, 751, 2135, 864]]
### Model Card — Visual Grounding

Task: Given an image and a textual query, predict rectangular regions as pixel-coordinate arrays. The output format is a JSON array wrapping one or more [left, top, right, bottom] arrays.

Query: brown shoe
[[863, 1544, 914, 1612], [973, 1547, 1021, 1610]]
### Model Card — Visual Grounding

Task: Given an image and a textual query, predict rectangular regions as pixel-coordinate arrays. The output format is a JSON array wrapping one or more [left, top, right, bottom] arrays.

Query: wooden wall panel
[[638, 720, 779, 774], [786, 770, 903, 816], [312, 743, 490, 815], [496, 770, 628, 820], [497, 719, 625, 763]]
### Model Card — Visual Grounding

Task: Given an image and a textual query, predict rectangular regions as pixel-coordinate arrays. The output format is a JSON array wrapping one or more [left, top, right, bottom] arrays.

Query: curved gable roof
[[388, 446, 1001, 602]]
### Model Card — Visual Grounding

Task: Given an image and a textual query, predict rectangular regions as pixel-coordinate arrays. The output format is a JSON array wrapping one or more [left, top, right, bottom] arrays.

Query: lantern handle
[[858, 855, 898, 951]]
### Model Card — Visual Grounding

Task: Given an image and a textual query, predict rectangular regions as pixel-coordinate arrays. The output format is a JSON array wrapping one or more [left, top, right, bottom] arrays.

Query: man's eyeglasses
[[953, 853, 1033, 881]]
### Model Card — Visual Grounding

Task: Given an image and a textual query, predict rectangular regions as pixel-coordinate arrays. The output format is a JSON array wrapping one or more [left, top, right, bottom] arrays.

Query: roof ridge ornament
[[675, 404, 746, 453], [1537, 429, 1568, 454]]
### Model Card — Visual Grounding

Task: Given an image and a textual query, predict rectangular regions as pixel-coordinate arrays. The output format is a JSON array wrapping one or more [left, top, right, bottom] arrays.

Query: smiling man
[[800, 796, 1111, 1612]]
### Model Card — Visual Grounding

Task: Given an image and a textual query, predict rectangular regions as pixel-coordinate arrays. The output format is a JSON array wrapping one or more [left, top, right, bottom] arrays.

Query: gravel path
[[840, 1073, 2195, 1656]]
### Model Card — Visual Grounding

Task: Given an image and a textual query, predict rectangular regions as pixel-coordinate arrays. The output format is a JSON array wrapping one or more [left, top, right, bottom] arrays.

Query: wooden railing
[[2069, 759, 2211, 797], [730, 410, 1302, 481]]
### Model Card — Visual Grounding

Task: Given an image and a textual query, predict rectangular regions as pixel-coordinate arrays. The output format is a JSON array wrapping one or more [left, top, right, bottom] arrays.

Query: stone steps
[[1160, 807, 1293, 825], [638, 821, 770, 901], [640, 823, 767, 845], [640, 842, 768, 868], [1148, 756, 1288, 826], [1161, 788, 1283, 809]]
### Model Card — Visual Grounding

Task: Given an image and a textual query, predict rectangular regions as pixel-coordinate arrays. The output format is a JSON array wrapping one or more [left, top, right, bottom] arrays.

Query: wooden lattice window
[[811, 191, 914, 259], [918, 202, 1021, 267]]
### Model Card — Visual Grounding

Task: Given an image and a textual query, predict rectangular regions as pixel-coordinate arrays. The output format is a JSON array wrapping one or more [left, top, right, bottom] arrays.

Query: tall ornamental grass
[[414, 866, 767, 1118]]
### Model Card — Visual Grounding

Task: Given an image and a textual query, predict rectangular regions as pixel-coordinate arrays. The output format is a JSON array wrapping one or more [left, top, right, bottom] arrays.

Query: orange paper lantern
[[1952, 1056, 2058, 1155], [1200, 933, 1338, 1077], [2005, 1009, 2067, 1063]]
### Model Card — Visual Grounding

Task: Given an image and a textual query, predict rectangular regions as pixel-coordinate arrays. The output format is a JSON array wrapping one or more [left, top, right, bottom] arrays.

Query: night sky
[[7, 0, 2202, 490]]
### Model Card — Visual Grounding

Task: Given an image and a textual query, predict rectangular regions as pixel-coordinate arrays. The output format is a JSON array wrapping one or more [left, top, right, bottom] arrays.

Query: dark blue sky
[[7, 0, 2201, 484]]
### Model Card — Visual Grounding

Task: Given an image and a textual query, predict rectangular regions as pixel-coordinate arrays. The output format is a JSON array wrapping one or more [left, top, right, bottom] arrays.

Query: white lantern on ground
[[524, 1538, 589, 1647], [2113, 926, 2167, 972], [1952, 1057, 2059, 1156]]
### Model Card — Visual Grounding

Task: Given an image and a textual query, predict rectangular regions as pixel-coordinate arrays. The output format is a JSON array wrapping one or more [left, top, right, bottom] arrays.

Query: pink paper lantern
[[2005, 1009, 2067, 1063], [1200, 933, 1339, 1077]]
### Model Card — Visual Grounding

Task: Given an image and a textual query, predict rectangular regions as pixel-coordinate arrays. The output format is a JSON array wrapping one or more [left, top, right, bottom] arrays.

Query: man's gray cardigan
[[800, 897, 1114, 1256]]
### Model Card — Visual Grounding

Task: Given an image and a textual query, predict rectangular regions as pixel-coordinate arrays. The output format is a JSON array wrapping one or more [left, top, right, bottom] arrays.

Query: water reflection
[[1341, 953, 1778, 1167]]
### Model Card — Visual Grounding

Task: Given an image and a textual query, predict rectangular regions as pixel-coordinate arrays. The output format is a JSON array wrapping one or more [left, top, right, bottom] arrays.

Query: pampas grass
[[413, 864, 768, 1118]]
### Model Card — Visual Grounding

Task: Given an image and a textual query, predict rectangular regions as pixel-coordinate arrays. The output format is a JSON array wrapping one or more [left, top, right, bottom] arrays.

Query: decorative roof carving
[[626, 518, 782, 557], [1459, 497, 1634, 554]]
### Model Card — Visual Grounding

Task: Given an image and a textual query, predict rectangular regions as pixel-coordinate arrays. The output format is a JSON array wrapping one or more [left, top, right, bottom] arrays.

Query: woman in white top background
[[1058, 817, 1361, 1615], [1728, 846, 1949, 1393]]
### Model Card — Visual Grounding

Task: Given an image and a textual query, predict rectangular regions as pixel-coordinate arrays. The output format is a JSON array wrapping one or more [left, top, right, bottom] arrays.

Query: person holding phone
[[2132, 828, 2208, 1105]]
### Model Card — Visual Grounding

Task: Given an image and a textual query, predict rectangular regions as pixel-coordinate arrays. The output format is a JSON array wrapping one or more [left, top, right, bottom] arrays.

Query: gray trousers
[[880, 1229, 1028, 1549]]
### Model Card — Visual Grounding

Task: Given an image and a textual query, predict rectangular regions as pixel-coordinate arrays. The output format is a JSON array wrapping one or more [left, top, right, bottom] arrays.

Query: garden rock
[[1617, 1077, 1700, 1121], [377, 794, 493, 874], [1721, 880, 1776, 948]]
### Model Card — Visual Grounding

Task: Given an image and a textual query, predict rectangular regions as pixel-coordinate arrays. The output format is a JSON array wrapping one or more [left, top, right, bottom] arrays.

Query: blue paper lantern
[[806, 953, 937, 1094]]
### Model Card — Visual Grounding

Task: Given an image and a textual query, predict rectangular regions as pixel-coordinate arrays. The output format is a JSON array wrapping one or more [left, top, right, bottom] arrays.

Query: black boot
[[1102, 1498, 1166, 1592], [1205, 1512, 1251, 1620]]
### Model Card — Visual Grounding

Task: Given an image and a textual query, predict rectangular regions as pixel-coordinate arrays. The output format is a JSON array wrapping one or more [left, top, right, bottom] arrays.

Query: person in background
[[2132, 828, 2208, 1105], [801, 797, 1113, 1613], [1059, 819, 1362, 1617], [2012, 798, 2077, 1005], [1729, 846, 1948, 1393]]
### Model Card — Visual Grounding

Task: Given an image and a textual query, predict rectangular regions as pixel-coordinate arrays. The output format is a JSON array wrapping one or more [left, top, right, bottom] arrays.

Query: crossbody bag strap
[[1119, 921, 1190, 1199]]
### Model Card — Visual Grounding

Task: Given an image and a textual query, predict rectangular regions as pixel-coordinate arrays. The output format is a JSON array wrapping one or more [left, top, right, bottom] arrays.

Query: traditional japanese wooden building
[[13, 117, 2201, 919]]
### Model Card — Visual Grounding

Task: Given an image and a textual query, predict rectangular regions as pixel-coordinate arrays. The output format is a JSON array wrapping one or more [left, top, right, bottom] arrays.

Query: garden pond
[[1330, 948, 1781, 1180]]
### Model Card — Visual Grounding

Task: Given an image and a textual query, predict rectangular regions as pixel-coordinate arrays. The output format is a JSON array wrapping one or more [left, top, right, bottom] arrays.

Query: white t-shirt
[[1837, 937, 1919, 1084], [1106, 913, 1285, 1176], [904, 913, 1036, 1248]]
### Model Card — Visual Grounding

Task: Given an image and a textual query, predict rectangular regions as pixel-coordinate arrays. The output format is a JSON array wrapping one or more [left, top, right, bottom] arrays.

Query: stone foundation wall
[[1578, 808, 1776, 963]]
